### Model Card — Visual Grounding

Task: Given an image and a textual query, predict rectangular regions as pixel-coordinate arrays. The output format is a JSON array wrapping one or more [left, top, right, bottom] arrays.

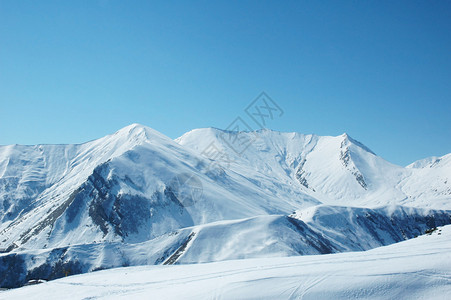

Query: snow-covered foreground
[[3, 225, 450, 300]]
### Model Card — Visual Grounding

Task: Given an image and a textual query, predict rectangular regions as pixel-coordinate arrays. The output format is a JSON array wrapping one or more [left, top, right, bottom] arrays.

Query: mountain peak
[[340, 133, 376, 155], [406, 153, 451, 169], [341, 133, 351, 140], [112, 123, 172, 145], [117, 123, 149, 134]]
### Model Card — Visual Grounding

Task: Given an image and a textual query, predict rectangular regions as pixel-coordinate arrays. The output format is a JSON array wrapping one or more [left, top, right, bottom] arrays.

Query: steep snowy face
[[400, 153, 451, 207], [0, 127, 187, 249], [0, 124, 167, 225], [0, 125, 322, 252], [289, 132, 406, 205], [176, 128, 450, 208], [0, 124, 193, 248]]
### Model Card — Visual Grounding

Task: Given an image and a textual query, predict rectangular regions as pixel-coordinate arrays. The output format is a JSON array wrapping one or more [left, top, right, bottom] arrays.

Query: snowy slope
[[0, 125, 320, 253], [400, 153, 451, 207], [1, 204, 449, 288], [0, 124, 168, 225], [3, 225, 451, 299], [177, 128, 451, 208]]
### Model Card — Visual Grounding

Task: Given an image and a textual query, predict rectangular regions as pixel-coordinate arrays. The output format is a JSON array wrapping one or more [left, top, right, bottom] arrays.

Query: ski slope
[[3, 225, 450, 299]]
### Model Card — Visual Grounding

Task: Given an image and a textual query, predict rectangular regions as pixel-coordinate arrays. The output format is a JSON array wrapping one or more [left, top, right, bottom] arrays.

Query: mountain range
[[0, 124, 450, 288]]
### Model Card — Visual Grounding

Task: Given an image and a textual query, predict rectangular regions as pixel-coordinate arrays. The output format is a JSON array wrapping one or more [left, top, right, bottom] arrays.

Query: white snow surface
[[177, 128, 451, 209], [0, 123, 450, 294], [3, 225, 450, 300]]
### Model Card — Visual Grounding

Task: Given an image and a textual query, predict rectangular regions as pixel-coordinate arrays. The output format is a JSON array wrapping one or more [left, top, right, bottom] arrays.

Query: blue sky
[[1, 1, 450, 166]]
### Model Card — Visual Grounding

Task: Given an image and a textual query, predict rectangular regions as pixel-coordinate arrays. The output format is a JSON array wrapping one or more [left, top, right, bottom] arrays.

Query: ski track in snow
[[2, 225, 451, 299]]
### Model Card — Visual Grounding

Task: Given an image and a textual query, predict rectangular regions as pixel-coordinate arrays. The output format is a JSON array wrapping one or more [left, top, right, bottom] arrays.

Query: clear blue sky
[[1, 1, 450, 166]]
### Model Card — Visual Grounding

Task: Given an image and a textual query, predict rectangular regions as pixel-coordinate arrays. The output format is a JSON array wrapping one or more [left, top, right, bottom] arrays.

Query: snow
[[0, 125, 323, 252], [3, 225, 450, 299], [0, 203, 448, 289], [0, 123, 450, 293], [177, 127, 451, 209]]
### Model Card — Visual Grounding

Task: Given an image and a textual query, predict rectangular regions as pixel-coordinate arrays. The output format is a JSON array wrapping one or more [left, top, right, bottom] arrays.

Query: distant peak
[[340, 133, 376, 155], [122, 123, 147, 131], [406, 154, 450, 168], [178, 127, 376, 155], [178, 127, 317, 142], [112, 123, 171, 144], [341, 133, 350, 139], [115, 123, 149, 136]]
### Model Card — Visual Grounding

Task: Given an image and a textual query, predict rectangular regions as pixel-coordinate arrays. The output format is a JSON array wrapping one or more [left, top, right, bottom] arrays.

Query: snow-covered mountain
[[0, 124, 321, 253], [0, 124, 450, 288], [177, 128, 451, 208]]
